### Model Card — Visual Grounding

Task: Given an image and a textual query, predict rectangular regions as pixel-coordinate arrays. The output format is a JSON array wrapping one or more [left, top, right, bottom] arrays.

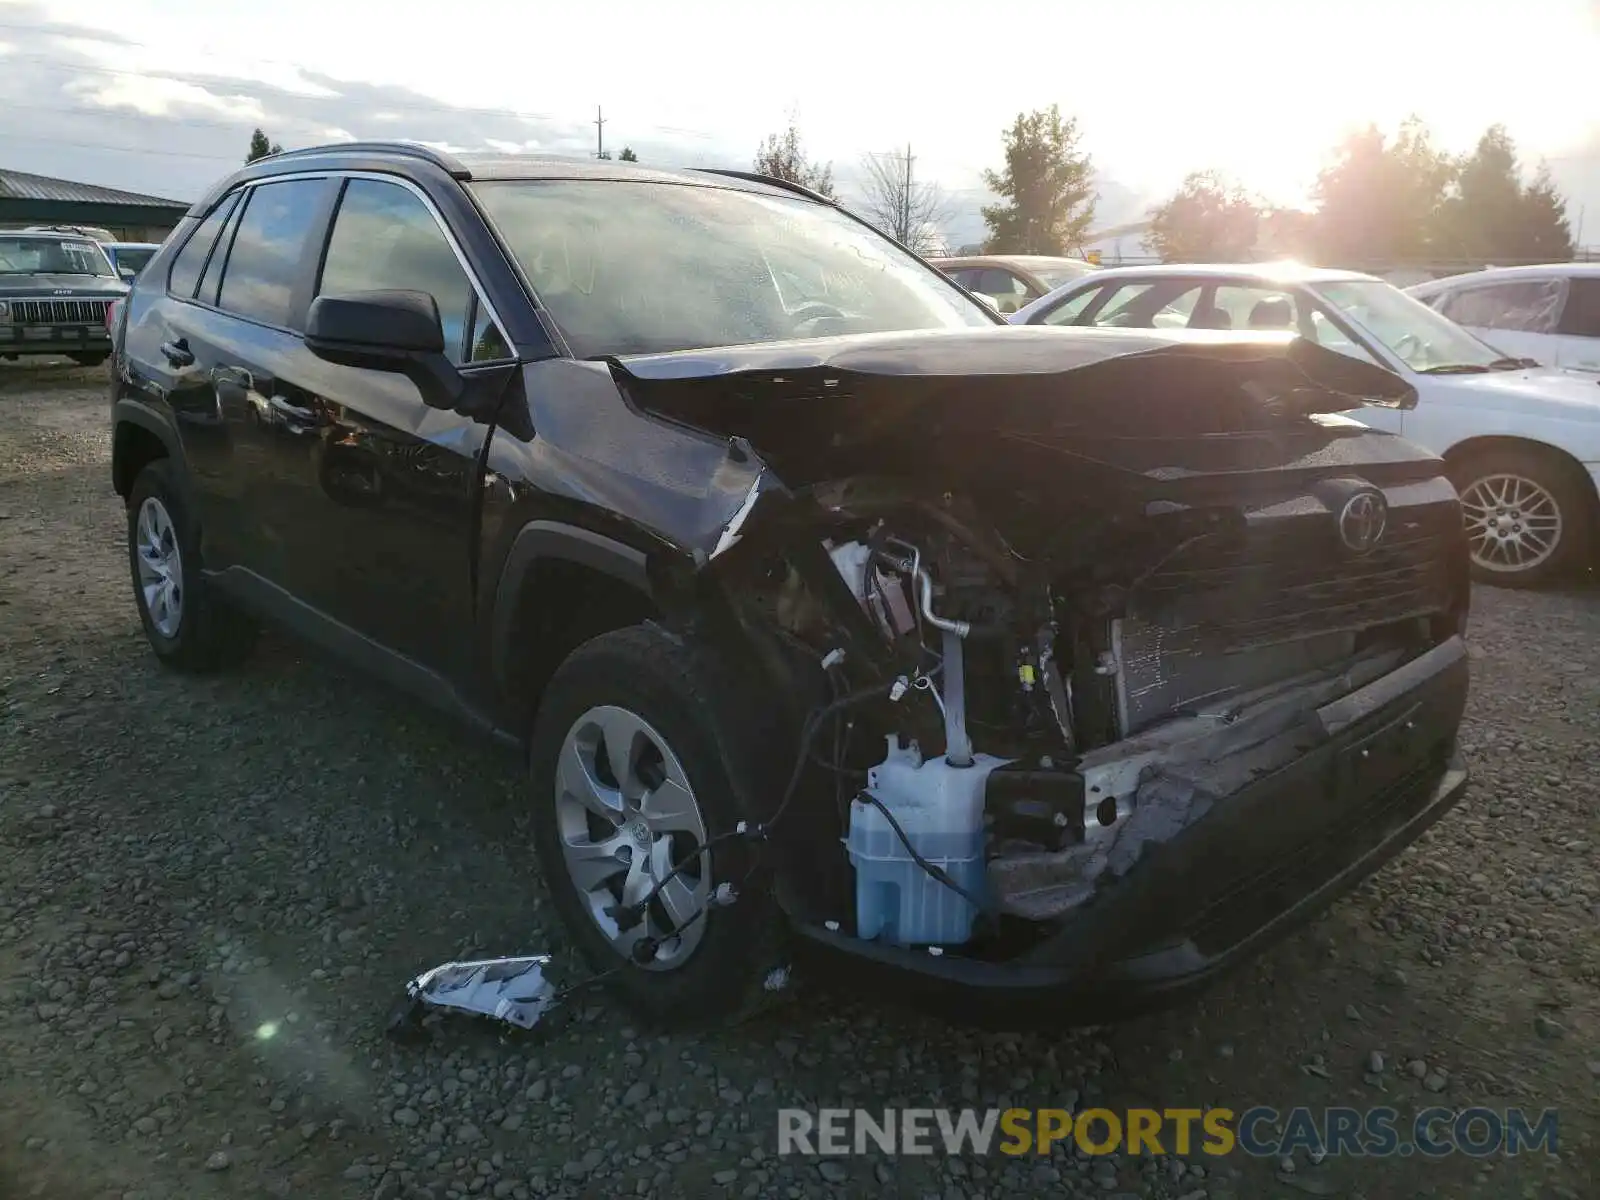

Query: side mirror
[[305, 290, 464, 413], [306, 290, 447, 362]]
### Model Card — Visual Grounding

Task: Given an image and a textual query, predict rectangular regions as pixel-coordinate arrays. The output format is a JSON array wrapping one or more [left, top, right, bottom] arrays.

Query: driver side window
[[318, 178, 509, 365], [1040, 286, 1101, 326]]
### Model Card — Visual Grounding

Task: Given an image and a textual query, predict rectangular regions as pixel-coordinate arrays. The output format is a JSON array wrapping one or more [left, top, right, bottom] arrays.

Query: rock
[[343, 1164, 372, 1182], [817, 1161, 848, 1184], [713, 1169, 738, 1185], [1367, 1050, 1385, 1074], [372, 1175, 401, 1200], [1423, 1072, 1447, 1093], [203, 1151, 231, 1172], [524, 1080, 547, 1102], [393, 1107, 421, 1128], [1407, 1060, 1428, 1080], [1381, 967, 1409, 989], [1276, 1172, 1338, 1196], [1534, 1014, 1566, 1040], [155, 980, 181, 1000], [500, 1113, 523, 1132], [622, 1081, 651, 1107]]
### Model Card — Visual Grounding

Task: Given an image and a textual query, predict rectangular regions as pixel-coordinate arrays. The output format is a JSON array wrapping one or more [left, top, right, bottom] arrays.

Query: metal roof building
[[0, 168, 189, 242]]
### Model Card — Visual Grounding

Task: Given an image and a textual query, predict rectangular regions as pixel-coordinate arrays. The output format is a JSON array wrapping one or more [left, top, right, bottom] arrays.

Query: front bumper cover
[[793, 635, 1470, 1023]]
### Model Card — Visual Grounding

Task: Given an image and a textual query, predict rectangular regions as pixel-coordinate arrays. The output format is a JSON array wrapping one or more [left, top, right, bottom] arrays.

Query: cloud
[[0, 2, 748, 201]]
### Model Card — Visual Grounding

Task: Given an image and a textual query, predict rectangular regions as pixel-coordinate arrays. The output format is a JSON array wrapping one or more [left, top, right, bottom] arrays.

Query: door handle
[[160, 339, 194, 368]]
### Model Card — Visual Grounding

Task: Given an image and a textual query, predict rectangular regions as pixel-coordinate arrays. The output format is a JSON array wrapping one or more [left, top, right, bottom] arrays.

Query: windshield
[[112, 246, 157, 277], [1314, 279, 1504, 373], [1032, 262, 1096, 290], [471, 179, 995, 357], [0, 236, 115, 276]]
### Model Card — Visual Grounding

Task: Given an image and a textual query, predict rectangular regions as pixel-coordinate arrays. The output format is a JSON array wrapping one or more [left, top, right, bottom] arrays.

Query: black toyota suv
[[109, 142, 1472, 1026], [2, 229, 127, 366]]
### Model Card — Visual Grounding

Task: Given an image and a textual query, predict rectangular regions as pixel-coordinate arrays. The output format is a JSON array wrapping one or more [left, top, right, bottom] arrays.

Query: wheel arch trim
[[488, 519, 656, 695]]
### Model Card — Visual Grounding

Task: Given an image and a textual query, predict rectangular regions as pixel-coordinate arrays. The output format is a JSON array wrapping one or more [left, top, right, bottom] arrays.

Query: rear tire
[[1449, 446, 1592, 588], [70, 352, 108, 367], [126, 461, 257, 671], [529, 624, 783, 1028]]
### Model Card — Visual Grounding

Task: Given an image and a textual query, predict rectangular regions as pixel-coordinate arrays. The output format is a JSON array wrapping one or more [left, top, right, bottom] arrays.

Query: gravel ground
[[2, 362, 1598, 1200]]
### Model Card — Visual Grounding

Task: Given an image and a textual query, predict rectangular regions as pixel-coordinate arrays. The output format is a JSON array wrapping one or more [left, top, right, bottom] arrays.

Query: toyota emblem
[[1337, 491, 1387, 554]]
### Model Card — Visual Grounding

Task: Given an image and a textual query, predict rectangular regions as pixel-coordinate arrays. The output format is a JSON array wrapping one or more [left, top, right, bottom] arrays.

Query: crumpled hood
[[609, 326, 1428, 500], [0, 273, 128, 297], [1430, 365, 1600, 418]]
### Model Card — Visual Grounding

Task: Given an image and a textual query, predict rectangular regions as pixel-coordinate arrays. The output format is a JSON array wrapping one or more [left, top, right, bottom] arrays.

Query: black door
[[228, 174, 515, 681], [135, 178, 336, 581]]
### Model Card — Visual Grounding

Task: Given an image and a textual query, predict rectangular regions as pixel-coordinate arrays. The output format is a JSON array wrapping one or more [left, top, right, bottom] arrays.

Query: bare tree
[[856, 146, 953, 255]]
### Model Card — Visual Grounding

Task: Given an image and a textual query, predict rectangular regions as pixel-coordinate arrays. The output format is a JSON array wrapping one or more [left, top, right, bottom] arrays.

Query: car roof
[[198, 141, 816, 214], [1048, 261, 1379, 286], [4, 229, 100, 242], [936, 254, 1095, 270], [1408, 262, 1600, 292]]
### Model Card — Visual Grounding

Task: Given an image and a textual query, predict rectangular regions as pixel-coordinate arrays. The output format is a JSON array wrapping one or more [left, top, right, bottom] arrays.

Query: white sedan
[[1406, 263, 1600, 375], [1011, 263, 1600, 587]]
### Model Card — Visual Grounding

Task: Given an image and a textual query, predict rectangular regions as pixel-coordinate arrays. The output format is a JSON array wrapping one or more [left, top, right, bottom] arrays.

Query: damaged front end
[[608, 328, 1472, 1009]]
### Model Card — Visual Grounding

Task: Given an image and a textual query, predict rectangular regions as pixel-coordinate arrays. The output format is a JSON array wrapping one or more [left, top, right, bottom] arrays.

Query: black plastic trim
[[488, 519, 654, 693]]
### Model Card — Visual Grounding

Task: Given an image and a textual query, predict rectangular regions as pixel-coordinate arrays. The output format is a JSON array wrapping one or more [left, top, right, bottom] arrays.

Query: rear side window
[[1557, 278, 1600, 338], [1440, 280, 1566, 333], [318, 179, 487, 364], [167, 192, 240, 298], [196, 196, 247, 307], [216, 179, 328, 328]]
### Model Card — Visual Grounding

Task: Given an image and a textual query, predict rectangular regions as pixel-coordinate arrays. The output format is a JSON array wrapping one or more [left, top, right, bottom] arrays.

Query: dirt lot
[[2, 362, 1598, 1200]]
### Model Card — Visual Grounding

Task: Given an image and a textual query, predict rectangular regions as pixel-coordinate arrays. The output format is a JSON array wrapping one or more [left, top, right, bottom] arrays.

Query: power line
[[0, 129, 240, 163]]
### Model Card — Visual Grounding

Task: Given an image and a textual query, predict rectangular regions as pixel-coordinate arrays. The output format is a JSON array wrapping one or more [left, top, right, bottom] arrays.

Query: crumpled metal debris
[[387, 955, 557, 1041]]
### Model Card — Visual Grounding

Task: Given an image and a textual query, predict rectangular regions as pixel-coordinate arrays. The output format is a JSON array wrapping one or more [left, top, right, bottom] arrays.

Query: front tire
[[1451, 447, 1592, 588], [126, 461, 257, 670], [70, 352, 109, 368], [529, 624, 781, 1027]]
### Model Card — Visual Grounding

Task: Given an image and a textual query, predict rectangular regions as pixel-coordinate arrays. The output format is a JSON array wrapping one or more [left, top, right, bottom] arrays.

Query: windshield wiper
[[1417, 363, 1492, 375], [1487, 356, 1539, 370]]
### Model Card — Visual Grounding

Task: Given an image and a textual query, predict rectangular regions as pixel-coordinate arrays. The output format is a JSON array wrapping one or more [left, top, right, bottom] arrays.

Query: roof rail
[[260, 141, 472, 180], [692, 168, 831, 204]]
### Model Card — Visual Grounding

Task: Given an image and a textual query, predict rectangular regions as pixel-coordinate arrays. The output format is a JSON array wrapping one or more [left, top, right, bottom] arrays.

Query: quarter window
[[318, 179, 501, 364], [1556, 278, 1600, 339], [216, 179, 328, 328], [167, 191, 240, 299]]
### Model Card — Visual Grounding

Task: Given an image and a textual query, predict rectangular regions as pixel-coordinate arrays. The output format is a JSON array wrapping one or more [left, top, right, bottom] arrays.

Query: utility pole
[[900, 144, 914, 244], [594, 106, 607, 159]]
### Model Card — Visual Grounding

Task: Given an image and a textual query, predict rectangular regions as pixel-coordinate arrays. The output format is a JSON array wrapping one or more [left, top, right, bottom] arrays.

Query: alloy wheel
[[1459, 473, 1563, 575], [135, 496, 184, 637], [553, 705, 710, 970]]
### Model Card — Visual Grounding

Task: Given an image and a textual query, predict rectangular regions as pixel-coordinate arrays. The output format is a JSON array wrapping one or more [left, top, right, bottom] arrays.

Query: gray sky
[[2, 0, 1597, 249]]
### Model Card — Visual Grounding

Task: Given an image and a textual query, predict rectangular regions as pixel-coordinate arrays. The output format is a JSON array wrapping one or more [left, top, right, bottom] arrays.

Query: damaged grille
[[1112, 512, 1453, 735]]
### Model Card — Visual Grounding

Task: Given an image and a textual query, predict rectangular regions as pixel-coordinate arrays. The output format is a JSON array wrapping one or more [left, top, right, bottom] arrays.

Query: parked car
[[103, 241, 163, 282], [0, 230, 128, 367], [1406, 264, 1600, 374], [934, 254, 1098, 313], [1013, 263, 1600, 587], [110, 143, 1470, 1027], [26, 223, 117, 244]]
